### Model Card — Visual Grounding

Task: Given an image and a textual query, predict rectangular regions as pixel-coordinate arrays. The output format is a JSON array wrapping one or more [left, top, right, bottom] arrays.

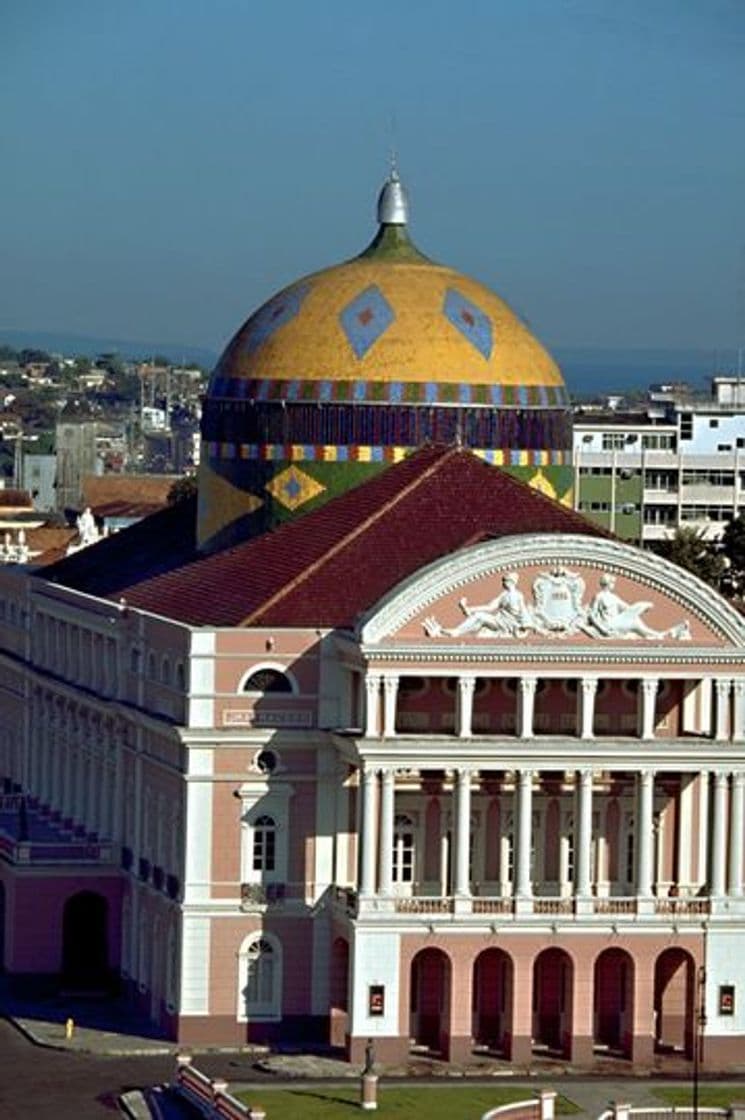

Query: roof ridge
[[241, 446, 460, 626]]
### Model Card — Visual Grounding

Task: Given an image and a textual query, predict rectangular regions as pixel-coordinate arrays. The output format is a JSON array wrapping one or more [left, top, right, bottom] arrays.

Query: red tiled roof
[[94, 500, 165, 519], [82, 474, 177, 508], [42, 446, 610, 628], [0, 489, 33, 510]]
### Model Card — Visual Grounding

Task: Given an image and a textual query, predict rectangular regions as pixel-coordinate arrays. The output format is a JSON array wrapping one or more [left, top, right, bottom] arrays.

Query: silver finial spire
[[376, 164, 409, 226]]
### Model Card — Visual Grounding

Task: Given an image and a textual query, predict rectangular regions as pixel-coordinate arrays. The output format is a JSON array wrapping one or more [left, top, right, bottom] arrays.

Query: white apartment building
[[573, 377, 745, 543]]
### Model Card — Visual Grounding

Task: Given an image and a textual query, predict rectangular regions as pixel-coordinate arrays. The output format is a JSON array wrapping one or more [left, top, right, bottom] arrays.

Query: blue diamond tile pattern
[[243, 283, 309, 356], [339, 285, 395, 360], [443, 288, 493, 360]]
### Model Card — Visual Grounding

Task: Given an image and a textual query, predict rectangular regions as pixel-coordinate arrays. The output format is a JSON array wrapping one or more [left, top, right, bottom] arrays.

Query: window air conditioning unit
[[619, 468, 634, 479], [625, 434, 639, 443], [621, 503, 636, 514]]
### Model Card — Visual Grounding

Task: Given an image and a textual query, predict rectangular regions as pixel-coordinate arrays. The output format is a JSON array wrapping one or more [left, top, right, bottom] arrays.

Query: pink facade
[[2, 530, 745, 1071]]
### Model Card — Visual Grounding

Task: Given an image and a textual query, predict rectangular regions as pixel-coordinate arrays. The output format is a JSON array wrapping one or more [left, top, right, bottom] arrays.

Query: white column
[[636, 769, 655, 898], [382, 674, 399, 738], [715, 679, 732, 742], [728, 771, 744, 897], [112, 736, 124, 842], [454, 767, 472, 896], [364, 674, 382, 738], [578, 678, 598, 740], [359, 767, 378, 896], [457, 676, 476, 738], [575, 768, 593, 897], [515, 769, 533, 898], [711, 769, 728, 896], [732, 681, 745, 741], [518, 677, 537, 739], [639, 678, 659, 739], [378, 768, 395, 895]]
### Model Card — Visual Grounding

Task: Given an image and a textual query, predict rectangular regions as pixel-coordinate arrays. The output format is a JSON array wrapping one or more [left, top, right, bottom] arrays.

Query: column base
[[509, 1034, 532, 1065], [631, 1033, 654, 1067], [514, 896, 534, 915], [570, 1034, 594, 1066], [445, 1034, 473, 1064]]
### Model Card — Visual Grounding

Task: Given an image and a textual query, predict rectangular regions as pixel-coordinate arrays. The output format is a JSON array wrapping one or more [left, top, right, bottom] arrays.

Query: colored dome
[[210, 185, 563, 399], [199, 172, 572, 551]]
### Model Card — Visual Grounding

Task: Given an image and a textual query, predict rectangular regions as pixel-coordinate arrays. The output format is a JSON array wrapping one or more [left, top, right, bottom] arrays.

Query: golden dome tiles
[[215, 259, 563, 390]]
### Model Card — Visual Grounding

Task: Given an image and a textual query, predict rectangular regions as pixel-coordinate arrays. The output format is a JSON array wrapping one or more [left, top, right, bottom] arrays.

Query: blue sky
[[2, 0, 744, 357]]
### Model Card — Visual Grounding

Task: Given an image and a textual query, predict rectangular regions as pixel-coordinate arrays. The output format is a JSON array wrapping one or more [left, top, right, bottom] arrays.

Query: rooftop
[[42, 447, 609, 629]]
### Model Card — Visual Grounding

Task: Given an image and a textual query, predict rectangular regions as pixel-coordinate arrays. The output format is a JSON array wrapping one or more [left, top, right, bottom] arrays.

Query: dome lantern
[[376, 169, 409, 226]]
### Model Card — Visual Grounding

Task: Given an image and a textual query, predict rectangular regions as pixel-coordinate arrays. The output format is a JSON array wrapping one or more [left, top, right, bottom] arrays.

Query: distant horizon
[[1, 325, 739, 398]]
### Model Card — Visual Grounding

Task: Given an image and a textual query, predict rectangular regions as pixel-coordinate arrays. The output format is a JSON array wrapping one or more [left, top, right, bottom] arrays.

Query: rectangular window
[[253, 828, 275, 871], [642, 434, 676, 450]]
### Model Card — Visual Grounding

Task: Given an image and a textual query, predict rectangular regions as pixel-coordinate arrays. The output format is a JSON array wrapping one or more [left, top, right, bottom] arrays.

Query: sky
[[2, 0, 745, 359]]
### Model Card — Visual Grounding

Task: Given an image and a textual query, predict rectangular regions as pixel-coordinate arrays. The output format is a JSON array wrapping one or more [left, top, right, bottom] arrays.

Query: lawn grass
[[235, 1084, 581, 1120], [655, 1087, 745, 1109]]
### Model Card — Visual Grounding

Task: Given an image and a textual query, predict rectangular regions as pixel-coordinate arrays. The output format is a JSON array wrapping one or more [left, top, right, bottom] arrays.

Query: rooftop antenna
[[389, 111, 398, 180]]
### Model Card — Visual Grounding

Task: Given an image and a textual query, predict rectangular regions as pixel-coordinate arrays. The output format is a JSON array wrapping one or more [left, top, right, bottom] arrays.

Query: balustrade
[[362, 671, 745, 742]]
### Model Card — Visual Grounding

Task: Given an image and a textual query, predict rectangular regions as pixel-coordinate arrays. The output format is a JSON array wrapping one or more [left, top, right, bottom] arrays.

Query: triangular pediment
[[360, 535, 745, 650]]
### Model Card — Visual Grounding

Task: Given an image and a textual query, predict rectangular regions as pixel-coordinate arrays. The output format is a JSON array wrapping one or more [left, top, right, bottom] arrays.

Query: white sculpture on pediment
[[582, 573, 690, 641], [422, 566, 691, 642], [423, 572, 541, 638]]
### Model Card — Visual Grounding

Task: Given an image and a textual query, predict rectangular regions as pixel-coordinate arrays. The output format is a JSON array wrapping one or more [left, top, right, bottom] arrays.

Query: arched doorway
[[472, 948, 513, 1056], [410, 948, 451, 1056], [62, 891, 108, 988], [654, 948, 694, 1057], [533, 948, 573, 1058], [594, 948, 634, 1057], [329, 937, 349, 1048]]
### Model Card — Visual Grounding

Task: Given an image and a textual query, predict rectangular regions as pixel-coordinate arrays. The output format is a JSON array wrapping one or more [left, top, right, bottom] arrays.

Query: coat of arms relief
[[422, 568, 691, 641]]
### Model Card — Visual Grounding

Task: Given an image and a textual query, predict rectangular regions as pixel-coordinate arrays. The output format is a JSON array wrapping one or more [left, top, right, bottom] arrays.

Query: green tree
[[653, 526, 726, 588], [721, 513, 745, 595], [97, 352, 125, 377], [167, 475, 198, 504]]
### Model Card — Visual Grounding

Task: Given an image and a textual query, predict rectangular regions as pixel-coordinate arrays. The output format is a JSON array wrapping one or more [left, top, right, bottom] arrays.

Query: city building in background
[[574, 376, 745, 543]]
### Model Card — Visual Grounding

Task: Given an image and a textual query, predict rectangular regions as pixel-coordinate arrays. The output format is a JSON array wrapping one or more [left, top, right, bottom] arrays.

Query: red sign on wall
[[719, 985, 735, 1016], [369, 985, 385, 1016]]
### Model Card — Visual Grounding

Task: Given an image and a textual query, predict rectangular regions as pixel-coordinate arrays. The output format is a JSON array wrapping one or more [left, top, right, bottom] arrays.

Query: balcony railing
[[339, 891, 715, 921]]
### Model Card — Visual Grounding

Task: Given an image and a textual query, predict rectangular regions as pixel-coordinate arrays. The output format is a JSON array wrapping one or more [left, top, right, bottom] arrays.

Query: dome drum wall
[[198, 174, 572, 549], [201, 400, 572, 454]]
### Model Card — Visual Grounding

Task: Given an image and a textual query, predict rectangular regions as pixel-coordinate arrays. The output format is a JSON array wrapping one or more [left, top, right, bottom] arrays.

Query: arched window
[[161, 656, 171, 685], [130, 647, 141, 674], [175, 661, 186, 690], [393, 813, 416, 883], [243, 668, 293, 694], [253, 815, 276, 872], [147, 652, 156, 679], [238, 934, 282, 1020]]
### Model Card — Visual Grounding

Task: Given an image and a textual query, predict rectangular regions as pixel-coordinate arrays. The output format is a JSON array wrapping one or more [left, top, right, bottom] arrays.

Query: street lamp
[[692, 965, 706, 1120]]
